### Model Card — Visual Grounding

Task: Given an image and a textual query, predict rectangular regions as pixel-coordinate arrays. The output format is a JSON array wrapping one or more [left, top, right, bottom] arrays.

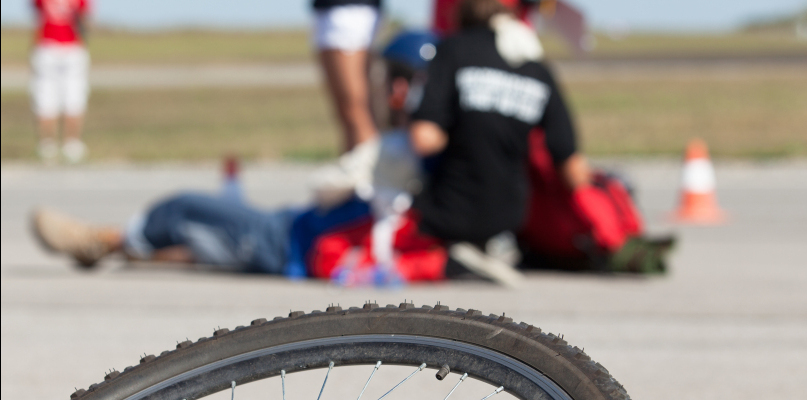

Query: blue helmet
[[382, 30, 440, 72]]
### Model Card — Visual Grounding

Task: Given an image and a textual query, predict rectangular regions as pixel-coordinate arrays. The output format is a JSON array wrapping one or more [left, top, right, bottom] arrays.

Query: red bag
[[520, 129, 643, 256], [309, 211, 447, 282]]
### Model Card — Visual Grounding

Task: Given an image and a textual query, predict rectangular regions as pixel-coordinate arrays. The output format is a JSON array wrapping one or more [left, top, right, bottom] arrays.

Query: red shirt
[[34, 0, 90, 45]]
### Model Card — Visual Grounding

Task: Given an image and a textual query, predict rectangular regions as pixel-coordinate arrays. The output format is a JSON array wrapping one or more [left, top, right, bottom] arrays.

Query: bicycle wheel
[[70, 303, 630, 400]]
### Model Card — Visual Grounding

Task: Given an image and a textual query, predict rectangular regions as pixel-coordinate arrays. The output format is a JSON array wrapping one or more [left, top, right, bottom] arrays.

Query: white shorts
[[30, 44, 90, 118], [314, 5, 381, 51]]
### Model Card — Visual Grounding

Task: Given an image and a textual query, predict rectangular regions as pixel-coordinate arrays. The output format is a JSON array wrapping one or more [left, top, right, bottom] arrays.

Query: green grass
[[569, 77, 807, 157], [3, 75, 806, 161], [1, 87, 339, 161], [552, 31, 807, 59], [1, 29, 314, 66], [3, 27, 805, 66], [3, 28, 806, 160]]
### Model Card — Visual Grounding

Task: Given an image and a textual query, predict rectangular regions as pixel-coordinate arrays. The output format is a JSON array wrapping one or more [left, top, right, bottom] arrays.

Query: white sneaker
[[449, 242, 525, 288], [485, 231, 522, 267], [62, 139, 87, 163], [38, 138, 59, 163]]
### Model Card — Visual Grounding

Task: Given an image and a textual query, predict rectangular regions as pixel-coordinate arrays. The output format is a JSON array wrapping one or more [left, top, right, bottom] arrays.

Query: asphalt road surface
[[1, 160, 806, 400]]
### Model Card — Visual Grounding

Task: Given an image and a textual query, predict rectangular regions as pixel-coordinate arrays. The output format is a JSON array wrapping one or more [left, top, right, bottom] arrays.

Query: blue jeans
[[131, 193, 298, 274]]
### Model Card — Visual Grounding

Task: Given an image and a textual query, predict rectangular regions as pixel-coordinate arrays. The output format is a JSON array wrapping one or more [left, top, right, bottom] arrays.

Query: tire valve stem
[[436, 364, 450, 380]]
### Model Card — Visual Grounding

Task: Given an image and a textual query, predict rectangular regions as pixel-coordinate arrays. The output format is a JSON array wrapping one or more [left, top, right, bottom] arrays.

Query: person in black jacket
[[410, 0, 586, 242], [411, 0, 673, 278], [405, 0, 598, 282]]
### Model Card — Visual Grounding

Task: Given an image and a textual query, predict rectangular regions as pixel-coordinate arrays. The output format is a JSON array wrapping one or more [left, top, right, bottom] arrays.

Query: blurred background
[[1, 1, 806, 400], [2, 0, 806, 160]]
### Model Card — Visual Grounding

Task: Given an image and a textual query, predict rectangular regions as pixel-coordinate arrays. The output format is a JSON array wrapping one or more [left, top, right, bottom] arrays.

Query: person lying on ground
[[30, 31, 452, 284], [32, 13, 671, 282]]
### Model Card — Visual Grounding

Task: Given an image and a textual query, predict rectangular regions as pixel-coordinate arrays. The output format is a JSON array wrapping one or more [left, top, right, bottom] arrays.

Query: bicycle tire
[[70, 303, 630, 400]]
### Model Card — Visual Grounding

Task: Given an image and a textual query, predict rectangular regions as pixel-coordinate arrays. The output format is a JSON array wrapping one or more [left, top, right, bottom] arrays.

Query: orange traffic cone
[[671, 139, 727, 224]]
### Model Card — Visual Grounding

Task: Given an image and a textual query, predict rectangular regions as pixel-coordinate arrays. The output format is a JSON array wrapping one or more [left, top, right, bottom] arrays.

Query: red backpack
[[519, 129, 643, 257]]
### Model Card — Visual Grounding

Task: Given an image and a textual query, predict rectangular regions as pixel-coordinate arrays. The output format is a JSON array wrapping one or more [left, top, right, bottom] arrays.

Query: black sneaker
[[607, 235, 677, 274]]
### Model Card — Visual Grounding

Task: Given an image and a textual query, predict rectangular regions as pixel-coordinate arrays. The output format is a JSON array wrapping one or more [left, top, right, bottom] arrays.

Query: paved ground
[[2, 160, 806, 400], [0, 63, 320, 91]]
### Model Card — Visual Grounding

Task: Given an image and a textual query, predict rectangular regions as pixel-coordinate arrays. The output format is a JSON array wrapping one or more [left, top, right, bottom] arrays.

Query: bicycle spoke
[[479, 386, 504, 400], [441, 372, 468, 400], [356, 361, 382, 400], [281, 370, 286, 400], [316, 361, 334, 400], [376, 363, 426, 400]]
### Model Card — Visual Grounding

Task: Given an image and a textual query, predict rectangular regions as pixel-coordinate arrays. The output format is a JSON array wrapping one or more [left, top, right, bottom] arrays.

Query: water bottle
[[221, 155, 243, 203]]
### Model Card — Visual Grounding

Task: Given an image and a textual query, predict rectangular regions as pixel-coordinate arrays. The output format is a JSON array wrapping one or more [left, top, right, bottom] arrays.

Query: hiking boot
[[448, 242, 525, 288], [31, 208, 120, 268]]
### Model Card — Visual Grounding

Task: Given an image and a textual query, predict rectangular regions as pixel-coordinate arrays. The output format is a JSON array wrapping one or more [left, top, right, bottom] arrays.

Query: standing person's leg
[[61, 115, 86, 163], [30, 45, 61, 162], [314, 5, 380, 152], [36, 118, 60, 161], [319, 50, 377, 151], [61, 45, 91, 163]]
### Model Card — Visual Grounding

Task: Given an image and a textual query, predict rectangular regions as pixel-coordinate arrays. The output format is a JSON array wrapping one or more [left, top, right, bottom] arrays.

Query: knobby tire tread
[[70, 303, 630, 400]]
